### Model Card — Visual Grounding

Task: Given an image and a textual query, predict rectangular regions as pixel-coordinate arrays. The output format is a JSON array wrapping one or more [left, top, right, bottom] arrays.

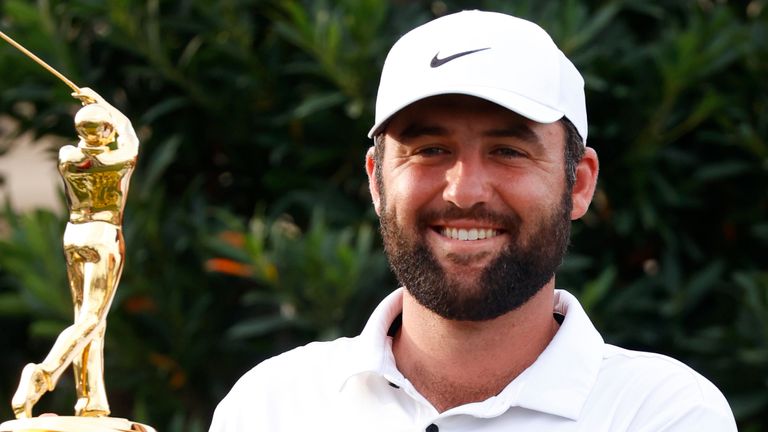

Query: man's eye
[[492, 147, 524, 158], [416, 147, 449, 157]]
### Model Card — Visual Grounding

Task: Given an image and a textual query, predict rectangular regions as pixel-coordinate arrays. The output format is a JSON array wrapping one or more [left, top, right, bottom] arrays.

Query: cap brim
[[367, 86, 565, 138]]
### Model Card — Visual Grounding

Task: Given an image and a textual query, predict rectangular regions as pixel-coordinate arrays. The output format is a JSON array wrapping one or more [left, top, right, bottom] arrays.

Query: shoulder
[[552, 290, 735, 430], [236, 337, 353, 388], [600, 344, 727, 402], [209, 337, 356, 431], [590, 344, 736, 430], [210, 290, 403, 431]]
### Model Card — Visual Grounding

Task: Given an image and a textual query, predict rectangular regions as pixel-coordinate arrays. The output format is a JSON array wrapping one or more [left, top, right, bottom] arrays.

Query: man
[[210, 10, 736, 431]]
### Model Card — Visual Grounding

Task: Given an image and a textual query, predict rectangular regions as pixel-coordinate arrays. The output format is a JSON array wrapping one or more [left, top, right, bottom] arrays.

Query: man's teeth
[[441, 227, 499, 241]]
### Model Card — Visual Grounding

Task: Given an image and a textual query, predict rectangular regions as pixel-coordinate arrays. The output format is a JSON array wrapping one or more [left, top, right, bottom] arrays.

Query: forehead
[[382, 95, 565, 147]]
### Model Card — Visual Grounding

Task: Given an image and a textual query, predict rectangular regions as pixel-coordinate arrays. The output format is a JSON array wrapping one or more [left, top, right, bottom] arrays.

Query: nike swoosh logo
[[430, 48, 490, 68]]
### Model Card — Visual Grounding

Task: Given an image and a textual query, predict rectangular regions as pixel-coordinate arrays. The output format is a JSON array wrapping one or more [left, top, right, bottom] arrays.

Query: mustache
[[416, 205, 521, 230]]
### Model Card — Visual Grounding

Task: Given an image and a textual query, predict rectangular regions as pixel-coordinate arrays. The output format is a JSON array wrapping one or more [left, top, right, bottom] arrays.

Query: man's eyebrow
[[393, 121, 544, 147], [396, 123, 449, 140], [484, 124, 542, 147]]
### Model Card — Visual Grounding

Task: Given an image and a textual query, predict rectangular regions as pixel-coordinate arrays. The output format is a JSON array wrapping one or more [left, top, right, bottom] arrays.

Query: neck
[[392, 283, 559, 412]]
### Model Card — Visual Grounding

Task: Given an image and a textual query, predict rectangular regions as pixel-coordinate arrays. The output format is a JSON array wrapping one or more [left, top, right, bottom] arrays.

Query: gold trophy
[[0, 30, 155, 432]]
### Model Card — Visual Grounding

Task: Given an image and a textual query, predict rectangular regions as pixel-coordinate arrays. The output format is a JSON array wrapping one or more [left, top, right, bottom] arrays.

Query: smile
[[439, 227, 501, 241]]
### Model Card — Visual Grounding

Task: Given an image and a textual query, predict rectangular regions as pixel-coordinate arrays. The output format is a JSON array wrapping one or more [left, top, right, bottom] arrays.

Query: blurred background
[[0, 0, 766, 430]]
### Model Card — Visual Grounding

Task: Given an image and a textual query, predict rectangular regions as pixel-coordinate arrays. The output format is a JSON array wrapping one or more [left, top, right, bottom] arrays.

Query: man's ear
[[570, 147, 599, 220], [365, 146, 382, 216]]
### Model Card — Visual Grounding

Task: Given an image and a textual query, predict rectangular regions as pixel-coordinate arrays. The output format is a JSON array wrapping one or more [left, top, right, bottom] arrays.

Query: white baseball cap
[[368, 10, 588, 144]]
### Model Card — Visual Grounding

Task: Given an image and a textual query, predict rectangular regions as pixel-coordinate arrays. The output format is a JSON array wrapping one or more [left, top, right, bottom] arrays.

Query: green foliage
[[0, 0, 766, 430], [206, 210, 388, 342]]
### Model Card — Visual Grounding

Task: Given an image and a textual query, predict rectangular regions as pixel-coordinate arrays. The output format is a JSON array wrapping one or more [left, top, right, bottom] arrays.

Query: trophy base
[[0, 416, 156, 432]]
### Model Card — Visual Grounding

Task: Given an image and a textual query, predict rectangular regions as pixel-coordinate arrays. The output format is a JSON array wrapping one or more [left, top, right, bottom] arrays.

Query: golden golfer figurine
[[1, 30, 154, 432], [12, 88, 137, 418]]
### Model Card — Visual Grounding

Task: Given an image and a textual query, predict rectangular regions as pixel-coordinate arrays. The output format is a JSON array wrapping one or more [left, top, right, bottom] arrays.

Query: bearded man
[[210, 10, 736, 431]]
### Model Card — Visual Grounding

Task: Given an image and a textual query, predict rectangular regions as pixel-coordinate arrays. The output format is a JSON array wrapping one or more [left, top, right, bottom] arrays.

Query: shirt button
[[426, 424, 439, 432]]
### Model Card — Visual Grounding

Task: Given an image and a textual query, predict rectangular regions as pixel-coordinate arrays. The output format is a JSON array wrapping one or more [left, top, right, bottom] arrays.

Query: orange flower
[[205, 258, 254, 278], [123, 295, 156, 313], [148, 353, 187, 389], [218, 230, 246, 248]]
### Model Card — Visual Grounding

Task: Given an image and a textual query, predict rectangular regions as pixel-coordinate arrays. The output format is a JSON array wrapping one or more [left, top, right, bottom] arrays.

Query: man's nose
[[442, 156, 493, 209]]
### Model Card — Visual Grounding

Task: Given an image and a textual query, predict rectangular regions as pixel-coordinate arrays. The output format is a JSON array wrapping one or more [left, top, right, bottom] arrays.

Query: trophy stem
[[0, 30, 82, 93]]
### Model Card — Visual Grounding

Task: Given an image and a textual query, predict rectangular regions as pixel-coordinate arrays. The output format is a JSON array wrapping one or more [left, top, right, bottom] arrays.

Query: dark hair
[[561, 117, 585, 191], [372, 117, 585, 194]]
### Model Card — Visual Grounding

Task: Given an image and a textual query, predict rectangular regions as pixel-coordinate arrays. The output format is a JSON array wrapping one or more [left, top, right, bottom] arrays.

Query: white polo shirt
[[210, 289, 736, 431]]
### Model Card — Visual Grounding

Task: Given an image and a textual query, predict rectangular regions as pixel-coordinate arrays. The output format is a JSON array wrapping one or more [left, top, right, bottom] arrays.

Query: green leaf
[[580, 266, 617, 314], [226, 314, 294, 340]]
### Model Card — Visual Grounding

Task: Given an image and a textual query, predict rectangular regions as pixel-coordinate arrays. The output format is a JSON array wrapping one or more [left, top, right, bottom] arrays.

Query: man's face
[[369, 95, 574, 321]]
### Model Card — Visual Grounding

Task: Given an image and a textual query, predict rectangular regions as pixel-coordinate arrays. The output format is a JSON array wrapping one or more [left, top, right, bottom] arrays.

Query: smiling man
[[210, 10, 736, 431]]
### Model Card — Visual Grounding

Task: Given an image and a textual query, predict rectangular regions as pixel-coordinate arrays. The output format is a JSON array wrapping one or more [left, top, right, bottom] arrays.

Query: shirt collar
[[341, 288, 406, 381], [341, 288, 604, 420], [498, 289, 604, 419]]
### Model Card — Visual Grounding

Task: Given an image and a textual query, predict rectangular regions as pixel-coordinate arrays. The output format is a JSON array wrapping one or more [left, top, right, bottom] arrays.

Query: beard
[[379, 193, 572, 321]]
